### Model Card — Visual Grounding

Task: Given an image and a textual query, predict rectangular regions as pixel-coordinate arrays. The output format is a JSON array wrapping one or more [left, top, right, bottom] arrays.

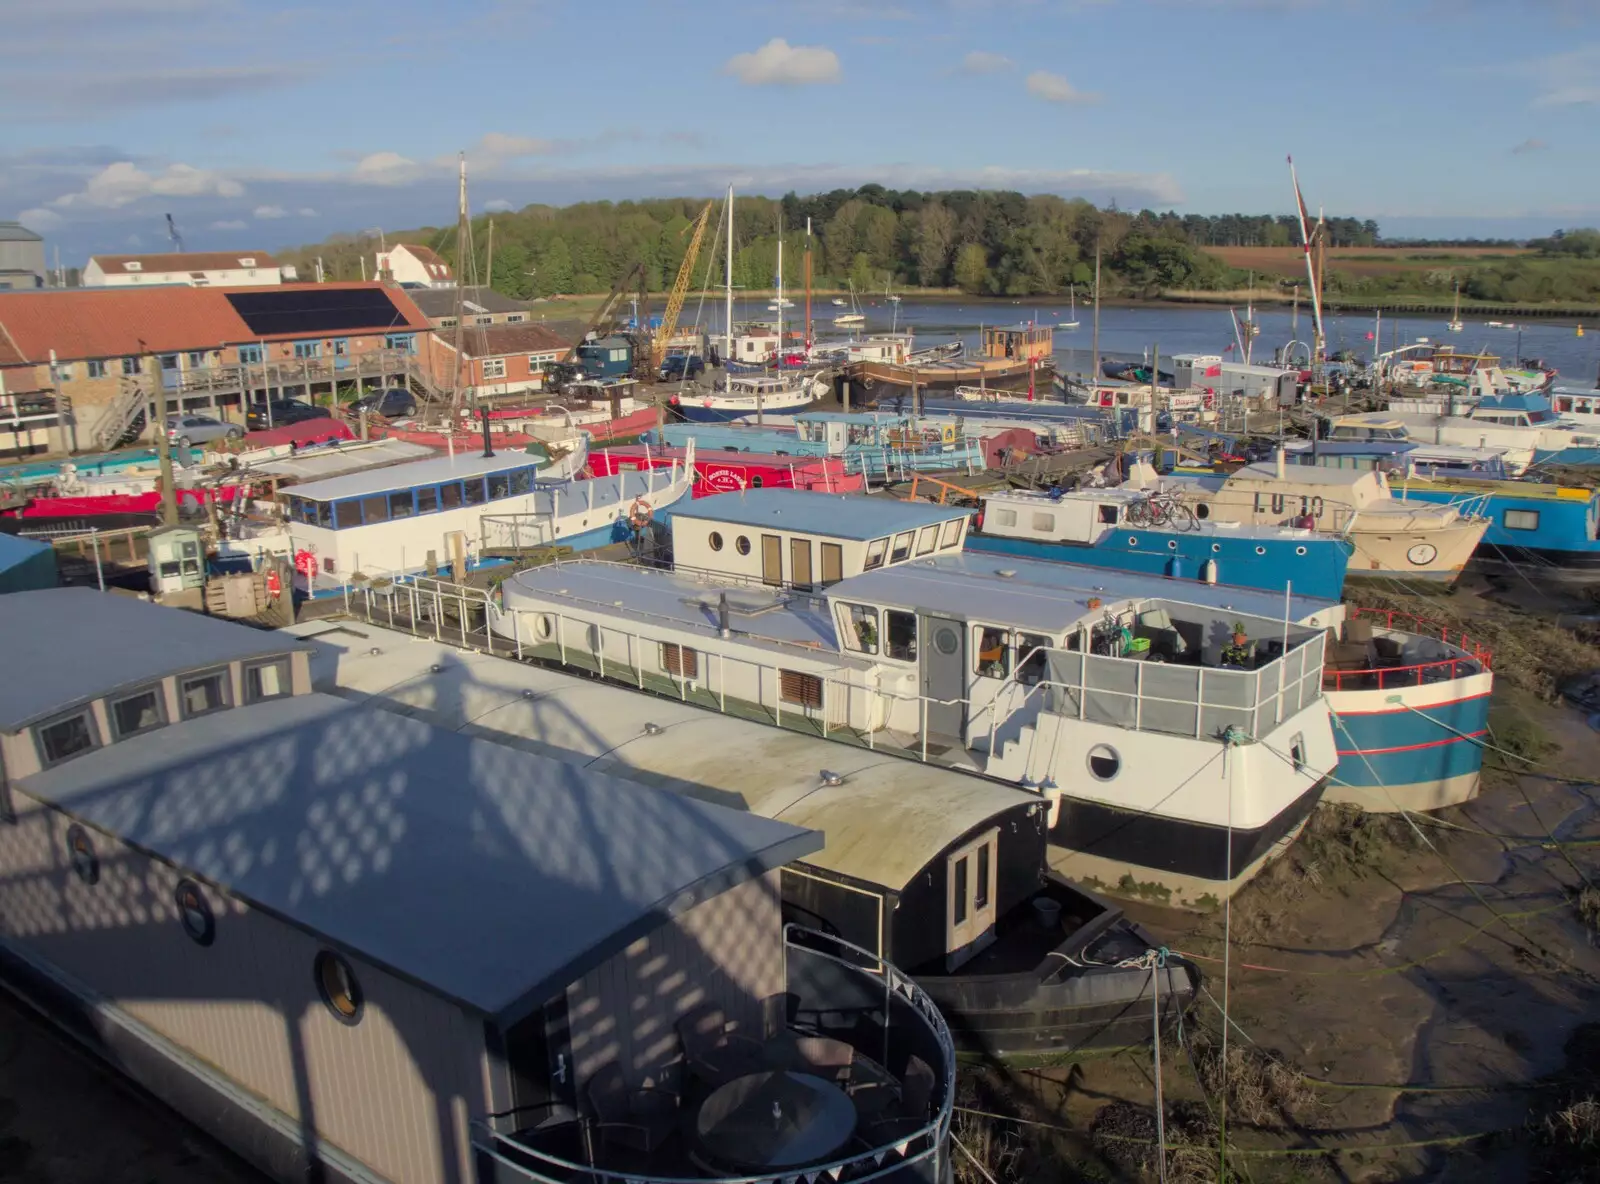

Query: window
[[332, 339, 347, 357], [1087, 744, 1121, 780], [475, 315, 494, 326], [1290, 733, 1307, 773], [314, 950, 364, 1025], [415, 485, 439, 515], [66, 824, 100, 885], [952, 857, 968, 925], [439, 318, 457, 328], [245, 659, 291, 703], [820, 542, 843, 586], [1016, 633, 1051, 686], [125, 260, 143, 272], [779, 670, 824, 708], [709, 531, 724, 552], [462, 478, 486, 506], [186, 351, 204, 368], [510, 468, 532, 496], [1504, 509, 1540, 532], [610, 348, 626, 363], [990, 508, 1017, 529], [385, 333, 416, 353], [482, 358, 507, 380], [36, 710, 97, 767], [885, 610, 917, 661], [317, 501, 335, 529], [178, 669, 230, 719], [439, 482, 463, 510], [293, 341, 321, 359], [238, 345, 262, 365], [939, 520, 962, 549], [110, 688, 165, 740], [335, 500, 362, 528], [735, 535, 751, 556], [975, 844, 990, 911], [661, 643, 698, 678], [840, 604, 879, 653], [916, 525, 938, 555], [890, 532, 914, 563], [175, 879, 216, 946], [388, 490, 414, 519], [86, 359, 106, 379], [121, 357, 140, 376], [360, 495, 389, 524], [864, 538, 888, 570], [1031, 512, 1055, 532], [240, 256, 256, 267], [974, 626, 1010, 678], [487, 473, 510, 500], [507, 314, 526, 324]]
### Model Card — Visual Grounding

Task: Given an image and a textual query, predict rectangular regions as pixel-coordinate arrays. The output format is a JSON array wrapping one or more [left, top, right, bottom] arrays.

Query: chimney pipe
[[480, 406, 494, 458], [1276, 447, 1286, 480], [718, 591, 731, 638]]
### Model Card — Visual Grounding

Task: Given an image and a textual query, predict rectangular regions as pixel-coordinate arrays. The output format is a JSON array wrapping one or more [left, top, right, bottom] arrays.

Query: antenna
[[165, 213, 184, 253]]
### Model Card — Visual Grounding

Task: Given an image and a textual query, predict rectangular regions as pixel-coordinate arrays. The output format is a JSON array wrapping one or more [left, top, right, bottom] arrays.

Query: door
[[332, 338, 350, 370], [159, 354, 181, 390], [945, 828, 998, 971], [760, 534, 783, 586], [501, 995, 575, 1125], [920, 614, 967, 737], [790, 538, 813, 590], [824, 420, 848, 454]]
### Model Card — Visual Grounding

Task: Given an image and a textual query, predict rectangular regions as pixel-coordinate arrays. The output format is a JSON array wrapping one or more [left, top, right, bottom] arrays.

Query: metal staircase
[[92, 378, 153, 451]]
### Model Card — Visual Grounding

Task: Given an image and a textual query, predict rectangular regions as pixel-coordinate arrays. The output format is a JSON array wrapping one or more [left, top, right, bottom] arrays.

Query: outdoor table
[[694, 1070, 856, 1172]]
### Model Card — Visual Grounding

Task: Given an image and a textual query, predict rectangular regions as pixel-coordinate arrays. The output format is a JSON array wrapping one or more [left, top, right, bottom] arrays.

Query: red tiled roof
[[90, 250, 281, 274], [462, 322, 573, 357], [394, 243, 453, 280], [0, 282, 431, 363]]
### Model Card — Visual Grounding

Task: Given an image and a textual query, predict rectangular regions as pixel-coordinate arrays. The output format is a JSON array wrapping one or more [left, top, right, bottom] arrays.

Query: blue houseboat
[[1392, 474, 1600, 580], [652, 412, 984, 480]]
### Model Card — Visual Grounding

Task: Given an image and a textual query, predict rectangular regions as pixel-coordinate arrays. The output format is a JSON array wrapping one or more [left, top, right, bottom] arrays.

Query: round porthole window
[[934, 626, 960, 656], [533, 614, 553, 641], [1127, 536, 1139, 547], [735, 536, 751, 556], [1087, 744, 1121, 781], [66, 824, 99, 886], [1196, 504, 1210, 520], [752, 475, 764, 488], [315, 950, 363, 1025], [709, 531, 724, 552], [1167, 539, 1178, 550], [1295, 545, 1307, 556], [175, 879, 215, 947], [1211, 543, 1222, 554], [1255, 546, 1267, 556]]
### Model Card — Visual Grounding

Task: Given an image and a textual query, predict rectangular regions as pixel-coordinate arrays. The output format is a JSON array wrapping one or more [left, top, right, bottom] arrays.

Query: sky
[[5, 0, 1599, 264]]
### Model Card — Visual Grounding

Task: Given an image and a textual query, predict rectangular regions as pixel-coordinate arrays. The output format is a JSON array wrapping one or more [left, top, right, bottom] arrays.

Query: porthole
[[314, 950, 364, 1025], [735, 536, 751, 556], [1295, 545, 1307, 556], [66, 824, 99, 885], [1087, 744, 1121, 781], [1196, 503, 1210, 520], [1254, 546, 1267, 556], [752, 475, 764, 488], [175, 879, 215, 947], [709, 531, 724, 552], [1211, 543, 1222, 554], [533, 614, 553, 641], [1127, 536, 1139, 547], [934, 626, 960, 655], [1167, 540, 1178, 550]]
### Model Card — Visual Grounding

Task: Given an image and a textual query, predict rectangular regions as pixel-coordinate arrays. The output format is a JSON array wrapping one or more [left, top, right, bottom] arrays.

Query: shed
[[0, 532, 56, 593]]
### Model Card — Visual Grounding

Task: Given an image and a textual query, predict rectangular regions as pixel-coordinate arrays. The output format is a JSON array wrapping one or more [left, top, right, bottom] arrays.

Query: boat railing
[[472, 926, 953, 1184]]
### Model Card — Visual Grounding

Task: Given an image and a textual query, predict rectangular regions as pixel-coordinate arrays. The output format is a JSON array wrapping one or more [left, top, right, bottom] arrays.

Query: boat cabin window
[[335, 500, 362, 528], [1032, 512, 1055, 532], [1099, 504, 1119, 524], [416, 486, 439, 514], [463, 478, 487, 506], [511, 468, 533, 496], [1016, 633, 1051, 685], [974, 626, 1009, 677], [820, 543, 843, 586], [110, 686, 165, 740], [361, 495, 388, 524], [487, 473, 511, 500], [989, 507, 1017, 529], [440, 482, 463, 510], [940, 519, 963, 548], [35, 708, 99, 768], [317, 501, 334, 529], [1504, 509, 1540, 531], [916, 525, 938, 555], [179, 668, 231, 719], [890, 532, 914, 563], [840, 604, 879, 654], [388, 490, 414, 520], [864, 538, 889, 569], [244, 658, 291, 703], [885, 610, 917, 661]]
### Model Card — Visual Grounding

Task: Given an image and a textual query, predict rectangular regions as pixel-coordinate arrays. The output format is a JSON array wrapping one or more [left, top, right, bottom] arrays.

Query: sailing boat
[[1061, 284, 1080, 330], [1448, 281, 1464, 333], [835, 279, 865, 327]]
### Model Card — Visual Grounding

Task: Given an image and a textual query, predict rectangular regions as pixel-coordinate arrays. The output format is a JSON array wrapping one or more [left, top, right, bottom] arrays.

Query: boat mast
[[1091, 237, 1102, 384], [776, 214, 783, 360], [1288, 156, 1327, 392], [804, 217, 813, 349], [724, 184, 734, 365], [449, 152, 470, 421]]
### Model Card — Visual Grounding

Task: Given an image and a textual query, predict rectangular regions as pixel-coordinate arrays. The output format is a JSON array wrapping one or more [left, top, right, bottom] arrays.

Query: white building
[[83, 251, 294, 288], [375, 243, 453, 288]]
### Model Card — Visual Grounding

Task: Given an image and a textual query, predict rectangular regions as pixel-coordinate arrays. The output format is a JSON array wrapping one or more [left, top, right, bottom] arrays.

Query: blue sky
[[5, 0, 1598, 263]]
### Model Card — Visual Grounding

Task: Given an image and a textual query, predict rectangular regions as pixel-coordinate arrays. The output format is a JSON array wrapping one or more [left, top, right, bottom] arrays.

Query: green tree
[[914, 203, 958, 287], [538, 237, 574, 295], [953, 242, 990, 294], [847, 252, 876, 294]]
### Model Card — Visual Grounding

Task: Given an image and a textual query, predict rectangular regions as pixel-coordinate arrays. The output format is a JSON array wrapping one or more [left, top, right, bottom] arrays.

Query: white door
[[946, 828, 999, 971]]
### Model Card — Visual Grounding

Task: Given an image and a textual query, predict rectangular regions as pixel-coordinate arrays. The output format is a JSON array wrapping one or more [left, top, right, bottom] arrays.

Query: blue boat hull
[[676, 398, 818, 423], [1396, 484, 1600, 578], [966, 531, 1351, 600], [1326, 685, 1492, 812]]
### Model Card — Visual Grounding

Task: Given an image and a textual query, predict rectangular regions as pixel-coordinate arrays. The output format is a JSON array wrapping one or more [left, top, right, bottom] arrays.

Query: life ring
[[628, 498, 654, 531], [974, 508, 985, 532], [860, 376, 876, 390]]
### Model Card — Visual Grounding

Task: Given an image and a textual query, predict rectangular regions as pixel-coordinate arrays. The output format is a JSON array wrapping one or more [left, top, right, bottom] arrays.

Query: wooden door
[[945, 828, 998, 970]]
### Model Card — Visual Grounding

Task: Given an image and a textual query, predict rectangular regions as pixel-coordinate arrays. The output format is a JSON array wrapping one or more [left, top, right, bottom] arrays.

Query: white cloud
[[484, 198, 515, 212], [253, 204, 289, 218], [961, 51, 1013, 74], [477, 132, 554, 158], [210, 218, 248, 230], [1025, 70, 1100, 104], [297, 207, 318, 217], [17, 207, 63, 232], [1528, 44, 1600, 106], [51, 160, 244, 209], [349, 151, 427, 186], [1511, 137, 1550, 154], [723, 38, 841, 86]]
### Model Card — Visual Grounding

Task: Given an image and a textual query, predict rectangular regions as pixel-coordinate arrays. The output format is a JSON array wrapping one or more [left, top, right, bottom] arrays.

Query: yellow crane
[[652, 200, 715, 370]]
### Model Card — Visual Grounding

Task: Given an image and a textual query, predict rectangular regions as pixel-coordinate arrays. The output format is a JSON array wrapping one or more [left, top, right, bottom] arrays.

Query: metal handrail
[[1324, 657, 1487, 692], [1346, 606, 1493, 667]]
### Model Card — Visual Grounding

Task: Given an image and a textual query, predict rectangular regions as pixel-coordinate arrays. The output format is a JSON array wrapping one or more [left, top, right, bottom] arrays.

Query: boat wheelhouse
[[0, 590, 957, 1184], [297, 619, 1198, 1057], [968, 485, 1352, 600], [280, 436, 693, 594], [1552, 384, 1600, 429], [1284, 438, 1512, 480]]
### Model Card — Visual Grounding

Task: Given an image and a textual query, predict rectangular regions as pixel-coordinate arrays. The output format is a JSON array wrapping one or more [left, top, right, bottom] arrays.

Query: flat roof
[[669, 489, 968, 540], [17, 691, 819, 1023], [249, 439, 436, 481], [0, 589, 310, 732], [0, 531, 52, 571], [284, 446, 544, 502], [291, 623, 1039, 892]]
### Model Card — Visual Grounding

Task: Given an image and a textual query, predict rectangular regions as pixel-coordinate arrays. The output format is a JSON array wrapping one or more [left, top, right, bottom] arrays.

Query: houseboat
[[1334, 396, 1600, 475], [671, 373, 831, 423], [1552, 383, 1600, 429], [0, 588, 956, 1184], [1391, 473, 1600, 580], [489, 493, 1342, 905], [279, 434, 693, 594], [298, 620, 1198, 1057], [654, 412, 985, 481], [852, 325, 1051, 399], [967, 485, 1353, 600], [1163, 453, 1489, 583], [585, 443, 865, 497], [1284, 438, 1511, 480]]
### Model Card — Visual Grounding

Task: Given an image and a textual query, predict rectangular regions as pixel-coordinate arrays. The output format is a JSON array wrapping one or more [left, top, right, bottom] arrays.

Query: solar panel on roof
[[226, 288, 409, 336]]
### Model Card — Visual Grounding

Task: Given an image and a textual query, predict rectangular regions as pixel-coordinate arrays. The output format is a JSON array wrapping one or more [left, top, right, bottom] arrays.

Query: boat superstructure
[[1339, 396, 1600, 474], [672, 373, 829, 423]]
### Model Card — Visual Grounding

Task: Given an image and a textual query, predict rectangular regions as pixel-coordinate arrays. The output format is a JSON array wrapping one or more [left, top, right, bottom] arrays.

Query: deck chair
[[585, 1061, 679, 1155]]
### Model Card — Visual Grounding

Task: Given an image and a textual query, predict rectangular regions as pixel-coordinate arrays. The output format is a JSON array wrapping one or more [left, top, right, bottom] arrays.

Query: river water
[[755, 296, 1600, 387]]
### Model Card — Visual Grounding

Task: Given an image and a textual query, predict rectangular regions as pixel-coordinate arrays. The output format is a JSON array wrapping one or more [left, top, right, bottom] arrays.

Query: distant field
[[1203, 245, 1530, 279]]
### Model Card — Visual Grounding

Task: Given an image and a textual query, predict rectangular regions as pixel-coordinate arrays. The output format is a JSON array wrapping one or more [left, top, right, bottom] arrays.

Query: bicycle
[[1125, 492, 1198, 532]]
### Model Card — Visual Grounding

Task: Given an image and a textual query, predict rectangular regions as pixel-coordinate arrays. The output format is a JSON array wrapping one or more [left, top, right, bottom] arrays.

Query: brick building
[[445, 322, 572, 399]]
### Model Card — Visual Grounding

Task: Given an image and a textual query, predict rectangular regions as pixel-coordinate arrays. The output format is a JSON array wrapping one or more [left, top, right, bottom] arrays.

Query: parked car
[[165, 413, 244, 448], [658, 353, 705, 381], [244, 400, 332, 432], [349, 387, 417, 418]]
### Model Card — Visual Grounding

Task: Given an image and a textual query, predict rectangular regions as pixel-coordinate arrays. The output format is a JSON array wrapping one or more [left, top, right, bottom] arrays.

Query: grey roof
[[669, 489, 968, 540], [0, 532, 51, 571], [408, 286, 526, 318], [0, 223, 43, 243], [291, 623, 1038, 892], [249, 438, 436, 481], [17, 691, 820, 1022], [285, 446, 543, 502], [0, 589, 310, 732]]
